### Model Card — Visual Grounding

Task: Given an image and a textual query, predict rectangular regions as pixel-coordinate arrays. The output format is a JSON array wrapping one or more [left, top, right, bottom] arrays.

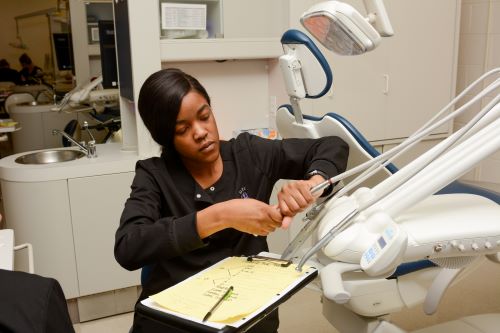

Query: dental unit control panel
[[360, 221, 407, 277]]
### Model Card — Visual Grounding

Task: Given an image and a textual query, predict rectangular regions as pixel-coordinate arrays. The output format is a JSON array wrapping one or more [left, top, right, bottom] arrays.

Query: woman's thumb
[[281, 216, 292, 230]]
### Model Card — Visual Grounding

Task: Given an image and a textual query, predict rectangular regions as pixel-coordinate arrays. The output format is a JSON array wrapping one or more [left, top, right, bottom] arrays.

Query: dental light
[[301, 0, 393, 55]]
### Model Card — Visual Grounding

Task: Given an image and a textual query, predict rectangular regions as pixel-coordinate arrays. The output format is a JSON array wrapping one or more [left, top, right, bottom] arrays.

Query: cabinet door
[[1, 180, 79, 299], [68, 172, 139, 296], [385, 0, 458, 138], [313, 48, 389, 141], [223, 0, 289, 38]]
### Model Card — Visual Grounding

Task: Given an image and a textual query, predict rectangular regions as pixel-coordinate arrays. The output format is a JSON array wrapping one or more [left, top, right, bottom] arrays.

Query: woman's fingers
[[281, 216, 293, 230]]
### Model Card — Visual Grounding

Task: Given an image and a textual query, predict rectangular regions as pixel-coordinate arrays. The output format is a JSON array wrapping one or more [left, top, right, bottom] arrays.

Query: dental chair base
[[323, 297, 500, 333], [317, 193, 500, 333], [412, 313, 500, 333]]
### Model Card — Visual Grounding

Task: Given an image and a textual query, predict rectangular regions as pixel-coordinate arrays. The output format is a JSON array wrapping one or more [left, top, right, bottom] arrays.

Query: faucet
[[52, 121, 97, 158]]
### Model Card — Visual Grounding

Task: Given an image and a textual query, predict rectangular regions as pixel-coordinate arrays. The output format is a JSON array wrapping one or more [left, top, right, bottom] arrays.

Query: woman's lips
[[200, 141, 214, 152]]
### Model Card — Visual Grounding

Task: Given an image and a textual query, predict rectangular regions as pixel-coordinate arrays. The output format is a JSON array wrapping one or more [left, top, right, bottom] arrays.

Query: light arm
[[363, 0, 394, 36], [69, 76, 104, 104]]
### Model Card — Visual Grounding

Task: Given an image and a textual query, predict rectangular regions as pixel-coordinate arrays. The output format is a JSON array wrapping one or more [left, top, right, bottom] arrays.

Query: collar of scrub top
[[162, 144, 232, 205], [160, 152, 210, 204]]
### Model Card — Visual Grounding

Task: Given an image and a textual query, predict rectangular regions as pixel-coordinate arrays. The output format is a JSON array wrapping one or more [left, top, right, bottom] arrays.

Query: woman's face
[[173, 91, 220, 165]]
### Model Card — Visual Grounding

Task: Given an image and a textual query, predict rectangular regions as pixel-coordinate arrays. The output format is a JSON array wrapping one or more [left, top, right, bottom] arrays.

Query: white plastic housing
[[301, 1, 381, 55]]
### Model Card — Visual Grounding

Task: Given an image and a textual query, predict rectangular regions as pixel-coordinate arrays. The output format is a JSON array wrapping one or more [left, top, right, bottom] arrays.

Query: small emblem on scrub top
[[239, 186, 249, 199]]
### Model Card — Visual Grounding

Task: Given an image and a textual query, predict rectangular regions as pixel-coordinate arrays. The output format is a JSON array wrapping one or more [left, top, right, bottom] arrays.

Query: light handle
[[363, 0, 394, 36]]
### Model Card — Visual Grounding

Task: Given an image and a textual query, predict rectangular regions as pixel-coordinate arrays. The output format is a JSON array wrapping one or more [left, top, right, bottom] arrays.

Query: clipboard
[[135, 254, 318, 333]]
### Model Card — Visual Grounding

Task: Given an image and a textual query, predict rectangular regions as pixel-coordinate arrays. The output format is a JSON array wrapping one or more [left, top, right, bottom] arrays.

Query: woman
[[18, 53, 44, 85], [115, 68, 349, 332]]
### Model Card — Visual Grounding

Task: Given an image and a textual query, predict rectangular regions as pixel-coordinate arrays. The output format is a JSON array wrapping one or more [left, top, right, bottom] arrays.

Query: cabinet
[[159, 0, 289, 61], [1, 171, 140, 299], [68, 173, 138, 296], [2, 179, 80, 298], [289, 0, 459, 143]]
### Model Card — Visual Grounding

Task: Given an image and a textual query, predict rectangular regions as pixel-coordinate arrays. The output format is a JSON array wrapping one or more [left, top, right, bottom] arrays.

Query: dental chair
[[276, 29, 500, 333], [61, 113, 121, 148], [4, 92, 35, 115]]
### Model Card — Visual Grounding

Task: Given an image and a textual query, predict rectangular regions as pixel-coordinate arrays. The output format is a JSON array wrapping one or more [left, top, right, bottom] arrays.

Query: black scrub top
[[115, 133, 348, 332]]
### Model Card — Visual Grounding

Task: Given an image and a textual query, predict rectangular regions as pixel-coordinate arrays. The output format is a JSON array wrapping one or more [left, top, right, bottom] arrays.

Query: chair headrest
[[280, 29, 333, 99]]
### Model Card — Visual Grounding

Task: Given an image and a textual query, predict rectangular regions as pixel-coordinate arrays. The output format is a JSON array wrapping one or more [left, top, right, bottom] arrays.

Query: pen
[[202, 285, 233, 322]]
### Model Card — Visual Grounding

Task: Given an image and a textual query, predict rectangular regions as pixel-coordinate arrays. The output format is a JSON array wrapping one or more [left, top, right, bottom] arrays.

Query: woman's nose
[[193, 122, 208, 140]]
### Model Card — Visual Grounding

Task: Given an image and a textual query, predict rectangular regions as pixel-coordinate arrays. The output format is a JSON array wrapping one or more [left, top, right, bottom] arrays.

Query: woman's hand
[[277, 174, 325, 229], [197, 199, 284, 238], [223, 199, 284, 236]]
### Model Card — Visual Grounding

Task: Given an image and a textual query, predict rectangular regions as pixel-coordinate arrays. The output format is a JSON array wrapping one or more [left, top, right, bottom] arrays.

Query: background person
[[18, 53, 44, 85], [115, 68, 349, 333], [0, 59, 21, 84]]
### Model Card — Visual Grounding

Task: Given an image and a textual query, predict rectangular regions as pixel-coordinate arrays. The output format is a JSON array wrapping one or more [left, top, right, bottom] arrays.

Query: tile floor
[[73, 312, 133, 333]]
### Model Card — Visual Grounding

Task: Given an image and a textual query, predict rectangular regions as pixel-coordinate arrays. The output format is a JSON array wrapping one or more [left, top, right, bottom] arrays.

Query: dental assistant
[[115, 68, 349, 332]]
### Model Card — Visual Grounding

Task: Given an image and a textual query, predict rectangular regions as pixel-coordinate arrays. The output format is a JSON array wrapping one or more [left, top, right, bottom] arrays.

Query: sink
[[15, 149, 86, 165]]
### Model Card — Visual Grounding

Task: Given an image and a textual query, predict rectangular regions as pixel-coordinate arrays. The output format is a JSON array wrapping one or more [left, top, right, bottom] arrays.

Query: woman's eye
[[175, 127, 187, 135]]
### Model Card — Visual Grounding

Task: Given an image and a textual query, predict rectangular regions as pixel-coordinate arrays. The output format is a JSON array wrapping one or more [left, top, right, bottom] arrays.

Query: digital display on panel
[[377, 236, 387, 249]]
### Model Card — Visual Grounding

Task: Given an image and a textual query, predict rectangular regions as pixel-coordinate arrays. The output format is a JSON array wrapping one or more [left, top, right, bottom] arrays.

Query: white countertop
[[9, 101, 56, 114], [0, 143, 139, 182]]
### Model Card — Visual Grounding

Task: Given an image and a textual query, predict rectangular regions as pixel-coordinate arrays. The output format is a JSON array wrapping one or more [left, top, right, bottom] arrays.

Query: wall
[[0, 0, 57, 72], [456, 0, 500, 185], [165, 60, 273, 141]]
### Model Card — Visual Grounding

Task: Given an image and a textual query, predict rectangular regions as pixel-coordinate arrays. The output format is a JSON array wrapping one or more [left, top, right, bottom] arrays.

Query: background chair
[[4, 92, 34, 115], [61, 119, 79, 147], [0, 228, 74, 332], [0, 228, 33, 273]]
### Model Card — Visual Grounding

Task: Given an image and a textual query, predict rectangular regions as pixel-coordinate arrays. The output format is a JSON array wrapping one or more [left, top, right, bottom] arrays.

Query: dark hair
[[19, 53, 32, 65], [138, 68, 211, 152], [0, 59, 9, 68]]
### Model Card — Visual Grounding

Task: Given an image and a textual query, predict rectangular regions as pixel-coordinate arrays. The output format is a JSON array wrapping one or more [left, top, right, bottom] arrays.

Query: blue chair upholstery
[[141, 264, 153, 286], [288, 106, 500, 204], [437, 181, 500, 204]]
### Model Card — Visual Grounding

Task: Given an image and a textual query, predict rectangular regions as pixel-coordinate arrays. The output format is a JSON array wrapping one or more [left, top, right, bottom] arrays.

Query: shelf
[[160, 38, 283, 62]]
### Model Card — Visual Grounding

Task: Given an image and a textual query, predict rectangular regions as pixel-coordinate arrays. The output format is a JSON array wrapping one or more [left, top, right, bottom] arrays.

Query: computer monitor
[[52, 33, 74, 71], [98, 20, 118, 88]]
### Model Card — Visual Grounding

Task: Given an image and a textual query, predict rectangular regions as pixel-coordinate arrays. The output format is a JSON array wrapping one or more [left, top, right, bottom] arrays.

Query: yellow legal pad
[[149, 256, 313, 324]]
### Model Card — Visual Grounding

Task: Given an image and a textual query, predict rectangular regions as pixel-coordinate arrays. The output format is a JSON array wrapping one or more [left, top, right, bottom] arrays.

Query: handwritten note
[[149, 257, 312, 324]]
